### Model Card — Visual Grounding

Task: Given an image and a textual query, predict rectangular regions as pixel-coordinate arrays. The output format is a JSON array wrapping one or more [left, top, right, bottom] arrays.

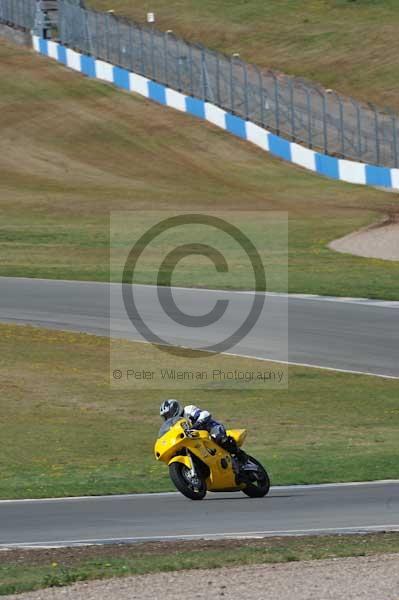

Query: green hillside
[[0, 39, 398, 297]]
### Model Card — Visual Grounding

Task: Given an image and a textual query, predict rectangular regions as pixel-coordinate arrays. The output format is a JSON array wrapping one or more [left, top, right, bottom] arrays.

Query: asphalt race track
[[1, 482, 399, 548], [1, 276, 399, 547], [0, 276, 398, 377]]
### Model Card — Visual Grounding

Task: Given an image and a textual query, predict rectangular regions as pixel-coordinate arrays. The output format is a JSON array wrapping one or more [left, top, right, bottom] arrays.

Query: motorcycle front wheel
[[242, 456, 271, 498], [169, 462, 207, 500]]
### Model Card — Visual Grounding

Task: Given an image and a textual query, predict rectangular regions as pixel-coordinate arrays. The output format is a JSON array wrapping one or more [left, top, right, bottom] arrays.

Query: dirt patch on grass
[[329, 216, 399, 261]]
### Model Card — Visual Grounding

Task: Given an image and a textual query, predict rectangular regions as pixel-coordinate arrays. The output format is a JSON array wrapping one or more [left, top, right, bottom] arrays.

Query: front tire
[[169, 462, 207, 500], [242, 456, 270, 498]]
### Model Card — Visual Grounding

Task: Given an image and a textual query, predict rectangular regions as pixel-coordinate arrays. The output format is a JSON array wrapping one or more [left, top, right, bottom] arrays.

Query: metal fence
[[0, 0, 36, 30], [2, 0, 399, 168], [58, 0, 399, 168]]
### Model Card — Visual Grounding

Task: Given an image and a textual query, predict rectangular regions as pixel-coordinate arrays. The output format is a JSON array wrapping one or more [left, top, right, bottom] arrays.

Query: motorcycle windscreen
[[157, 416, 184, 438]]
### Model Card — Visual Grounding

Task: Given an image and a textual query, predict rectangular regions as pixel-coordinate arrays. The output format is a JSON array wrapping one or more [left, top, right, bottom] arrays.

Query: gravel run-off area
[[5, 552, 399, 600], [329, 219, 399, 261]]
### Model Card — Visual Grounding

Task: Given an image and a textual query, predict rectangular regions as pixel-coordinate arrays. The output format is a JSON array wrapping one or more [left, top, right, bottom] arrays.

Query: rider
[[159, 399, 246, 462]]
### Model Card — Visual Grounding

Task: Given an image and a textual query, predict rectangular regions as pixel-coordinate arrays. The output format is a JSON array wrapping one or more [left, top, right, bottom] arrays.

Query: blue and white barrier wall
[[33, 36, 399, 190]]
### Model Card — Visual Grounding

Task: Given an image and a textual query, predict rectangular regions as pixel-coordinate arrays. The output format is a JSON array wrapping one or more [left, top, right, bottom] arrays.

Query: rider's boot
[[219, 436, 248, 480]]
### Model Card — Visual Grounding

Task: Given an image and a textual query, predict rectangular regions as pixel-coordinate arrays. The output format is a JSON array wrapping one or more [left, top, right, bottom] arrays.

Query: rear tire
[[169, 462, 207, 500], [242, 456, 270, 498]]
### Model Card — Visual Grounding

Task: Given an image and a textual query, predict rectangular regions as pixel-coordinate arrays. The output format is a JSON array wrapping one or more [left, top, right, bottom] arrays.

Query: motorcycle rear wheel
[[242, 456, 270, 498], [169, 462, 207, 500]]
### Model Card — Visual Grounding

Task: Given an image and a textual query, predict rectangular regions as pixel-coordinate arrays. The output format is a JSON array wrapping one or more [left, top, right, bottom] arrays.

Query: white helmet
[[159, 399, 183, 421]]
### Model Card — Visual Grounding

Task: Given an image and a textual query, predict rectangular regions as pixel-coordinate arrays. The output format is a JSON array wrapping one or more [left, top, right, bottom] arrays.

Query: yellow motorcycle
[[154, 418, 270, 500]]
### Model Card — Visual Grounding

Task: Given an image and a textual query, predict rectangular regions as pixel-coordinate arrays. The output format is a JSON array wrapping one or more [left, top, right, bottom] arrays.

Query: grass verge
[[0, 41, 399, 298], [1, 533, 398, 595], [1, 324, 398, 499], [88, 0, 399, 112]]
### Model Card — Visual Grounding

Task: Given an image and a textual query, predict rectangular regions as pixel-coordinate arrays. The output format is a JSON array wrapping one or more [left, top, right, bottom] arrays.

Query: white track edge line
[[113, 335, 399, 380], [2, 524, 399, 548], [1, 479, 398, 504], [222, 351, 399, 380], [2, 320, 397, 379], [2, 277, 398, 308]]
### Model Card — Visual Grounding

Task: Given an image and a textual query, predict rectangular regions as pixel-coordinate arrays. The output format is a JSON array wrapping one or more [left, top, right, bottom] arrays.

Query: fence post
[[255, 67, 264, 127], [150, 25, 156, 79], [356, 103, 362, 160], [200, 47, 206, 99], [94, 10, 100, 59], [162, 32, 168, 86], [85, 6, 93, 55], [322, 91, 328, 154], [215, 53, 221, 106], [229, 56, 234, 112], [372, 105, 380, 165], [305, 88, 312, 148], [242, 61, 249, 120], [393, 113, 398, 168], [117, 18, 122, 66], [188, 44, 194, 97], [105, 13, 110, 62], [336, 93, 345, 157], [128, 22, 134, 72], [273, 73, 280, 135], [172, 34, 181, 92], [138, 27, 145, 75], [289, 79, 295, 140], [27, 0, 31, 31]]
